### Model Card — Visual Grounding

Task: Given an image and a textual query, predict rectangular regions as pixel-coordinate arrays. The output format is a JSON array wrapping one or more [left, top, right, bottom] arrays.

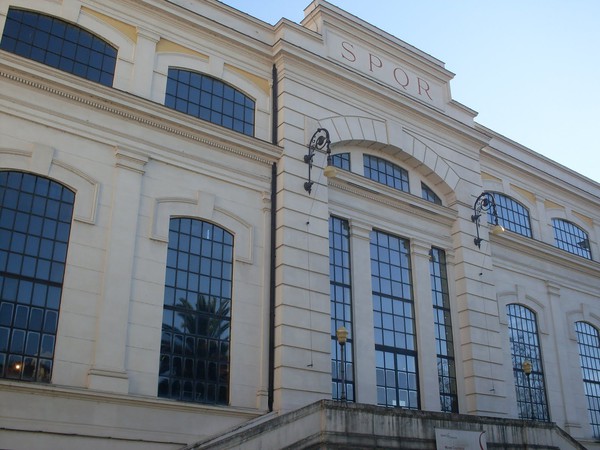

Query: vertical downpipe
[[268, 64, 278, 412]]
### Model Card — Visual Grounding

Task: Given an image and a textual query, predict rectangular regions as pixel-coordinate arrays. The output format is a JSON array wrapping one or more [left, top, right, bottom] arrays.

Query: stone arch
[[318, 116, 460, 195]]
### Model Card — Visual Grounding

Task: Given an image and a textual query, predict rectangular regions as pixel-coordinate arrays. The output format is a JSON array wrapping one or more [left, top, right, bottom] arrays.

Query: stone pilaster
[[272, 138, 331, 412], [451, 199, 508, 416], [88, 147, 148, 393], [547, 282, 581, 434], [131, 28, 160, 98]]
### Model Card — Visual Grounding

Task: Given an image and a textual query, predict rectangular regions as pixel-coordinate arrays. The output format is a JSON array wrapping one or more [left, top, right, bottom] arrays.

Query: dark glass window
[[575, 321, 600, 438], [363, 155, 409, 192], [552, 218, 592, 260], [0, 171, 74, 382], [507, 304, 550, 421], [488, 193, 531, 237], [165, 68, 255, 136], [329, 216, 354, 401], [430, 248, 457, 412], [371, 230, 418, 409], [331, 153, 350, 171], [421, 183, 442, 205], [0, 8, 117, 86], [159, 218, 233, 405]]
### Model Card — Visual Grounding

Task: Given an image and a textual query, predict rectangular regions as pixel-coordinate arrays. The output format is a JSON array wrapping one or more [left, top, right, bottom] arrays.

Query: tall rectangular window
[[159, 218, 233, 405], [575, 322, 600, 437], [0, 171, 74, 383], [329, 216, 354, 401], [430, 247, 458, 412], [371, 230, 418, 408], [507, 304, 550, 421]]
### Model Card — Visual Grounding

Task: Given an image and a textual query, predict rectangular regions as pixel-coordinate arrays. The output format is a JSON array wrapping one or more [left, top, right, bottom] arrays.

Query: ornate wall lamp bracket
[[304, 128, 336, 193], [471, 191, 504, 248]]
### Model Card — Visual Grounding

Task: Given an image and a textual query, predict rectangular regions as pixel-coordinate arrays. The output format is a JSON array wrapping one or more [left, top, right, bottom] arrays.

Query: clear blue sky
[[222, 1, 600, 184]]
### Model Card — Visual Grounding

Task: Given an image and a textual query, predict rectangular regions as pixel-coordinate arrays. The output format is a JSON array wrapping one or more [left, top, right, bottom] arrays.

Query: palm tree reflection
[[159, 294, 230, 404]]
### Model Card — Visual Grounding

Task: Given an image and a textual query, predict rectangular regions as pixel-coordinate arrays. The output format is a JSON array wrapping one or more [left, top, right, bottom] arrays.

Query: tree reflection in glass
[[158, 218, 233, 405]]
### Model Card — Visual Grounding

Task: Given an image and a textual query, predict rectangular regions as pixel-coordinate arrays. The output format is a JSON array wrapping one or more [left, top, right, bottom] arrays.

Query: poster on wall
[[434, 428, 487, 450]]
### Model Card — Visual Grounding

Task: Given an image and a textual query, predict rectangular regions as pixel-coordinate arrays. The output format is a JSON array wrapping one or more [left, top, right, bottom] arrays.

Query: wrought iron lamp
[[336, 326, 348, 402], [304, 128, 337, 193], [471, 192, 504, 248]]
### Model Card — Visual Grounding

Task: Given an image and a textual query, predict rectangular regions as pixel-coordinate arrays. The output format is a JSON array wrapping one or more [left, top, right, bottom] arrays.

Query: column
[[88, 147, 148, 393], [349, 220, 377, 404]]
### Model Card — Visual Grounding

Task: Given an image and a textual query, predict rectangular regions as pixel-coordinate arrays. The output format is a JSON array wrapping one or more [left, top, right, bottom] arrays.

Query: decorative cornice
[[492, 232, 600, 286], [328, 175, 456, 227], [0, 62, 279, 167]]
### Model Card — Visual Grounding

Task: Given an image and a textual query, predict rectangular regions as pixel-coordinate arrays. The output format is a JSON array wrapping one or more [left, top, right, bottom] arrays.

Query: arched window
[[363, 155, 409, 192], [331, 153, 350, 171], [488, 193, 532, 237], [329, 216, 354, 401], [0, 8, 117, 86], [0, 171, 75, 382], [552, 218, 592, 260], [421, 183, 442, 205], [507, 304, 550, 421], [575, 321, 600, 437], [159, 218, 233, 405], [371, 230, 418, 409], [165, 68, 255, 136]]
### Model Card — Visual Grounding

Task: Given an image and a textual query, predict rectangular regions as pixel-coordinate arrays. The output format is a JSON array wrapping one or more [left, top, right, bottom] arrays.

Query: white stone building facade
[[0, 1, 598, 449]]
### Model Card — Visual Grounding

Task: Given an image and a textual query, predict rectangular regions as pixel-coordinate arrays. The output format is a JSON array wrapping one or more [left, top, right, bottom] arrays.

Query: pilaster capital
[[411, 239, 432, 259], [114, 147, 149, 174], [349, 219, 372, 241], [546, 281, 561, 298], [136, 27, 161, 43]]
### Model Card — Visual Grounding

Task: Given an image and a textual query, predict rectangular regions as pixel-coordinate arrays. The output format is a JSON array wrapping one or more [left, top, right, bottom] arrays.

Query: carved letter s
[[341, 41, 356, 62]]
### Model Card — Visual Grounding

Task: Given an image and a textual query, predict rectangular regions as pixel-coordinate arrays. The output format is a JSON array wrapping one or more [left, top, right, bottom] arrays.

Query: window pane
[[552, 218, 592, 259], [507, 304, 550, 421], [159, 218, 233, 405], [331, 153, 350, 171], [371, 230, 418, 409], [329, 217, 355, 401], [363, 155, 409, 192], [430, 247, 457, 412], [0, 8, 117, 86], [575, 322, 600, 438], [487, 192, 532, 238], [164, 68, 255, 136], [0, 171, 74, 383], [421, 183, 442, 205]]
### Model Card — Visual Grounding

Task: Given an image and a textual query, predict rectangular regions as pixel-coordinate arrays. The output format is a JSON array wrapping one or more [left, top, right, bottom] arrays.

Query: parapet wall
[[187, 400, 589, 450]]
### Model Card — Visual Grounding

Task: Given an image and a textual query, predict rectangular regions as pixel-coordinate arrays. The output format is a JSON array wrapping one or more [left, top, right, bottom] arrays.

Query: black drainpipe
[[268, 64, 278, 412]]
